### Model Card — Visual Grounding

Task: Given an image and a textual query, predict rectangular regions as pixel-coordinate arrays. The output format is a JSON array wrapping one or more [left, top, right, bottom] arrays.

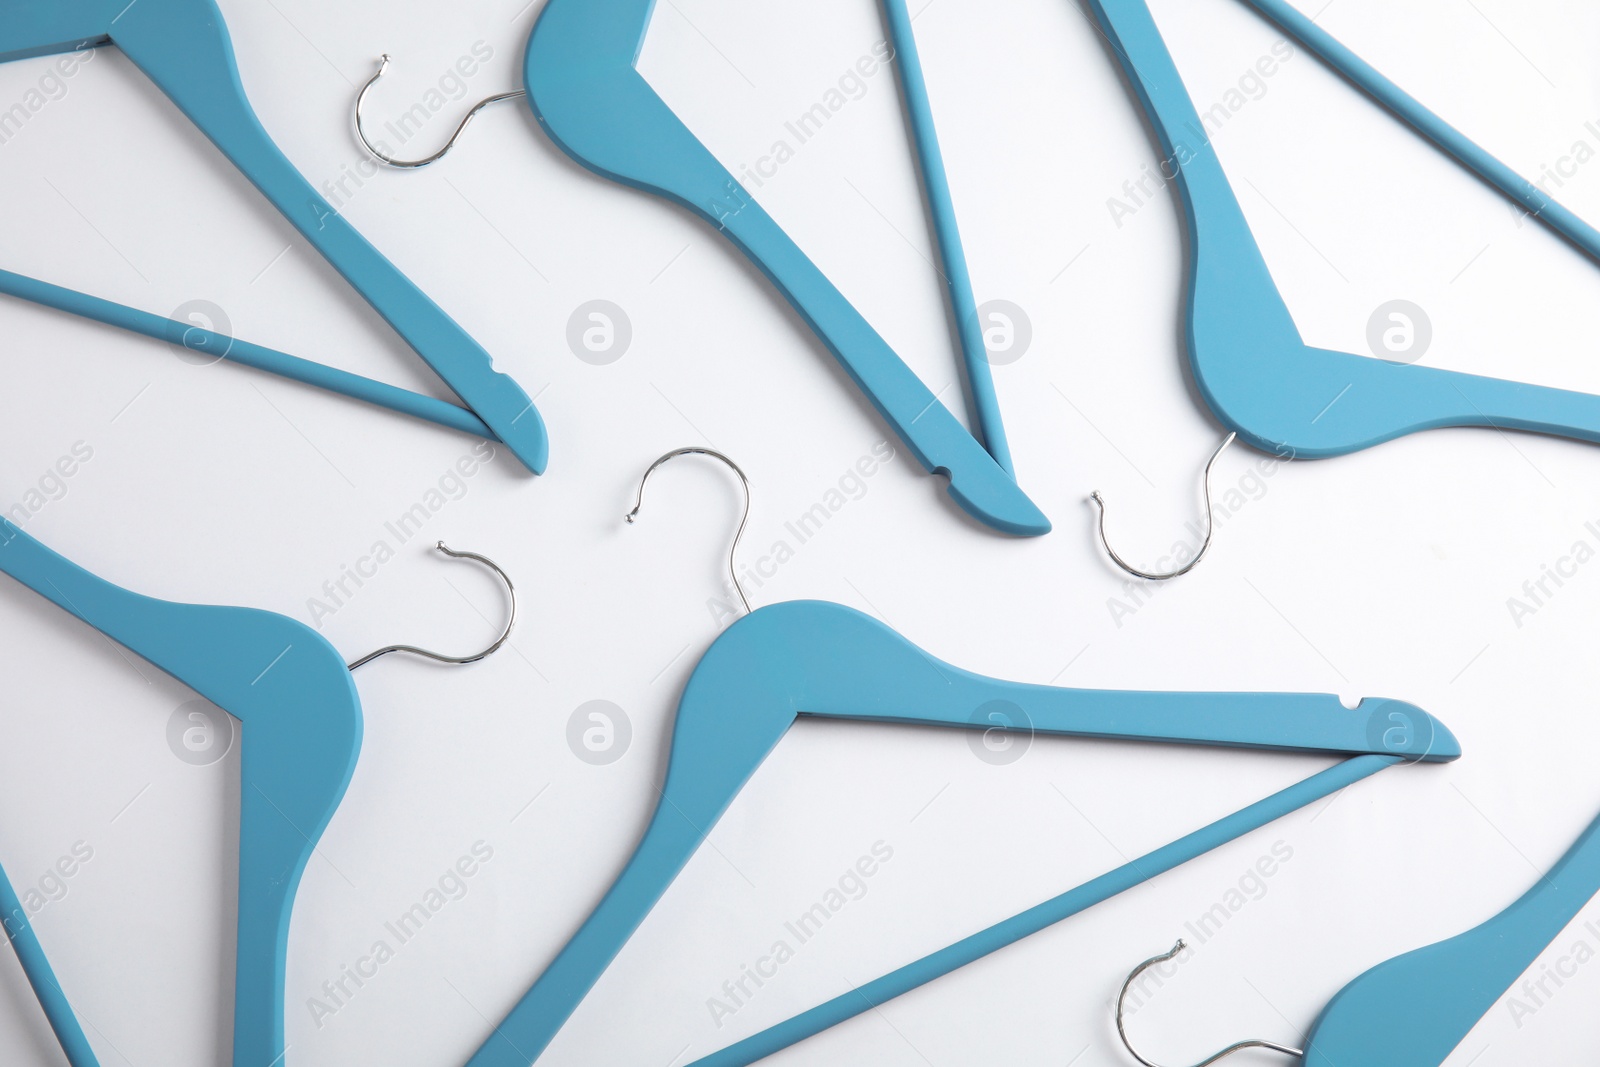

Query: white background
[[2, 0, 1600, 1063]]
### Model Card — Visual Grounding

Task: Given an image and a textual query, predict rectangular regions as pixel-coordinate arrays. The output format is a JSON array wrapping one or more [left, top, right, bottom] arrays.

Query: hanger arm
[[100, 0, 547, 473], [1304, 807, 1600, 1065], [467, 793, 717, 1067], [0, 519, 362, 1067], [769, 602, 1456, 762], [0, 859, 100, 1067], [0, 268, 496, 441]]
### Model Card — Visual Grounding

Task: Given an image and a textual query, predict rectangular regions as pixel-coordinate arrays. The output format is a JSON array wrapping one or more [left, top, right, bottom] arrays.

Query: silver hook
[[346, 542, 517, 670], [1091, 433, 1236, 582], [626, 447, 752, 615], [1116, 940, 1303, 1067], [354, 54, 525, 169]]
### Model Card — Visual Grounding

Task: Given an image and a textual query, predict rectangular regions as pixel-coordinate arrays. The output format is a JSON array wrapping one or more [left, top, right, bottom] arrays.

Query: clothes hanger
[[354, 0, 1049, 537], [1086, 0, 1600, 463], [466, 447, 1457, 1067], [0, 523, 515, 1067], [1115, 804, 1600, 1067], [0, 0, 547, 473]]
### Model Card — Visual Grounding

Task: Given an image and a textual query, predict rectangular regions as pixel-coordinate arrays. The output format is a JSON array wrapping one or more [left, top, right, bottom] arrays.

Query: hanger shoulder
[[1091, 0, 1600, 460], [0, 520, 361, 1066]]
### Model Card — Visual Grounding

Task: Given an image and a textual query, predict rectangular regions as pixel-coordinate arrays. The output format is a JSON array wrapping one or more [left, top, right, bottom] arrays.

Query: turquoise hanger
[[0, 0, 547, 472], [1087, 0, 1600, 458], [465, 449, 1458, 1067], [0, 525, 514, 1067], [470, 0, 1044, 535], [1115, 806, 1600, 1066]]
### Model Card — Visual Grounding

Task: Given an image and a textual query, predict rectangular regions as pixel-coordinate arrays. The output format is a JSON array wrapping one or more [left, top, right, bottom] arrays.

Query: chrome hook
[[346, 542, 516, 670], [353, 54, 525, 169], [1091, 433, 1236, 581], [626, 447, 752, 615], [1116, 940, 1303, 1067]]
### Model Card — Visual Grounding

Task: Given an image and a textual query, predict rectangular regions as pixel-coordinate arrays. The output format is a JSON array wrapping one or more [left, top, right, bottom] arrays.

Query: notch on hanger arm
[[0, 0, 547, 473]]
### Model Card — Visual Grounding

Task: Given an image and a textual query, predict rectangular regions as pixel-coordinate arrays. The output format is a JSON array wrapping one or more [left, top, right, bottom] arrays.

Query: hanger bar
[[0, 269, 496, 441], [1237, 0, 1600, 266], [686, 755, 1396, 1067], [0, 859, 99, 1067], [879, 0, 1012, 475]]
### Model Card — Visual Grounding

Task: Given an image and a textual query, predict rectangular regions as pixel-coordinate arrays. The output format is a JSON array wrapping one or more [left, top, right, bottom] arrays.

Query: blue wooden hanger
[[0, 523, 514, 1067], [465, 448, 1458, 1067], [519, 0, 1048, 535], [1116, 805, 1600, 1067], [0, 0, 548, 473], [354, 0, 1047, 536], [1087, 0, 1600, 459]]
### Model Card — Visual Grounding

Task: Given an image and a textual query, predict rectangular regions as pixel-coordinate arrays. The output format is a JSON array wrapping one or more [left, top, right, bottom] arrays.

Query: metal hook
[[1091, 433, 1237, 582], [626, 447, 752, 615], [346, 542, 516, 670], [1116, 940, 1303, 1067], [354, 54, 525, 169]]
